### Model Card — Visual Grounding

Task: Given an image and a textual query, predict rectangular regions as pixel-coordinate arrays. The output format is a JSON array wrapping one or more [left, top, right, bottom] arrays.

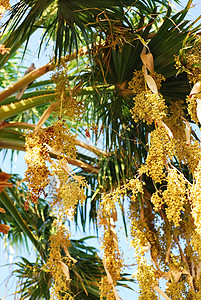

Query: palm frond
[[1, 0, 181, 64]]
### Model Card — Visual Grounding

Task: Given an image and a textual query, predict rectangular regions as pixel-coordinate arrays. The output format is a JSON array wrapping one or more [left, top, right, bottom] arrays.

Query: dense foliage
[[1, 0, 201, 299]]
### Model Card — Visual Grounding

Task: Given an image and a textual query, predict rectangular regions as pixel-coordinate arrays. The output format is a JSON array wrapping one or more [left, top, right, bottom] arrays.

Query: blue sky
[[1, 0, 201, 299]]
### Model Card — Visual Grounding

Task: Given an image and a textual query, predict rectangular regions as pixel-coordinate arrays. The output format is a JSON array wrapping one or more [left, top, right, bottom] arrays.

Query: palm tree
[[1, 0, 201, 299]]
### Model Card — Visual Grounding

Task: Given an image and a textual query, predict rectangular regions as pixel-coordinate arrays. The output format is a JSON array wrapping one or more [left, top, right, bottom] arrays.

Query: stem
[[50, 149, 99, 174], [152, 285, 171, 300], [0, 122, 36, 130], [173, 235, 190, 271], [0, 65, 52, 103], [0, 121, 109, 157], [0, 140, 99, 174], [75, 139, 109, 157]]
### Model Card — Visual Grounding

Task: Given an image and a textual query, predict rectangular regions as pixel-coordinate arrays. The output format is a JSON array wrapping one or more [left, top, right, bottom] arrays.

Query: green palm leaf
[[1, 0, 180, 64]]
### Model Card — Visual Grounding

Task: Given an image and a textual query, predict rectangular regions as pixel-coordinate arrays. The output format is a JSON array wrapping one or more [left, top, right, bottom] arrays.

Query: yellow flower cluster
[[129, 200, 159, 259], [24, 131, 51, 203], [0, 0, 10, 18], [174, 38, 201, 84], [185, 39, 201, 84], [98, 178, 147, 299], [186, 93, 200, 124], [24, 120, 78, 204], [166, 281, 187, 300], [126, 178, 144, 201], [142, 125, 175, 183], [131, 91, 167, 124], [44, 120, 77, 158], [99, 221, 123, 300], [179, 203, 194, 236], [98, 193, 117, 225], [98, 178, 144, 222], [190, 231, 201, 260], [47, 223, 73, 300], [51, 160, 87, 221], [101, 223, 123, 282], [128, 70, 165, 94], [174, 54, 182, 69], [151, 191, 163, 211], [52, 62, 84, 120], [163, 100, 185, 140], [179, 141, 201, 174], [164, 100, 201, 173], [162, 169, 187, 227], [100, 276, 116, 300], [128, 70, 146, 94], [98, 191, 124, 299], [190, 161, 201, 236], [23, 63, 88, 298], [47, 223, 71, 268], [193, 277, 201, 298], [136, 263, 159, 300], [159, 220, 173, 263]]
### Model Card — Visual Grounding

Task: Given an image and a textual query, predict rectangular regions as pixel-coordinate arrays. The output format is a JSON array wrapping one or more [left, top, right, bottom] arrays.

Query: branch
[[0, 47, 88, 103], [0, 65, 52, 103], [0, 141, 99, 174], [63, 156, 99, 174], [75, 139, 109, 157], [0, 121, 36, 130], [152, 285, 171, 300], [173, 235, 189, 268], [0, 121, 109, 158]]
